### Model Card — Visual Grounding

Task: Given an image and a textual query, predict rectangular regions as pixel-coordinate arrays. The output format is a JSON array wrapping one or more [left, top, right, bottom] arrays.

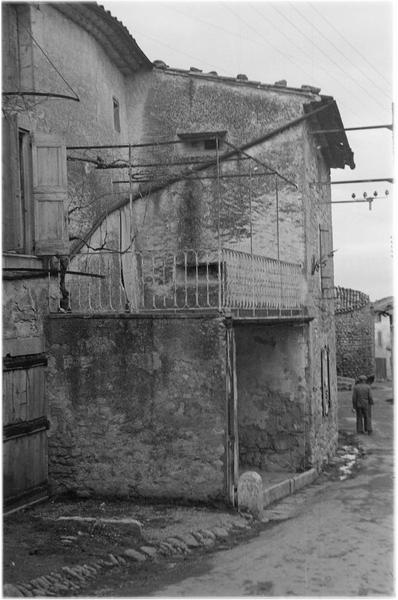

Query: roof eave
[[54, 3, 152, 75], [305, 97, 355, 170]]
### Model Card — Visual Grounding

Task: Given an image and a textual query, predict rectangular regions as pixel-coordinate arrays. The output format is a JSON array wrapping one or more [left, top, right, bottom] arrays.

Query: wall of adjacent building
[[45, 314, 228, 501], [2, 2, 140, 351], [374, 313, 392, 379], [334, 288, 375, 379], [301, 119, 338, 469]]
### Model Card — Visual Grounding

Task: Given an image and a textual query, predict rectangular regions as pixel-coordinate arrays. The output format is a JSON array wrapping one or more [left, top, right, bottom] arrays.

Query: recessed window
[[177, 131, 226, 152], [113, 97, 120, 132], [204, 138, 218, 150]]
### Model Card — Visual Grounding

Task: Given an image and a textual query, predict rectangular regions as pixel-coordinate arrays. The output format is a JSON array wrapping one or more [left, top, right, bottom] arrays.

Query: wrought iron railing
[[50, 249, 305, 315]]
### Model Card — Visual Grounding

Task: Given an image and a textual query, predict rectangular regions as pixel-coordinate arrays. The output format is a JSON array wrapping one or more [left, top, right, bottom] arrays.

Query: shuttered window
[[3, 124, 69, 257], [32, 132, 69, 256], [321, 346, 331, 416]]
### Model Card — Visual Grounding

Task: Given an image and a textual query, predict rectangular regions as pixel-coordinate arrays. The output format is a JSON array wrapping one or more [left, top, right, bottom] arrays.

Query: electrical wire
[[264, 1, 387, 117], [248, 3, 363, 117], [265, 2, 390, 103], [134, 30, 230, 75], [224, 3, 317, 81], [308, 2, 391, 89], [165, 3, 356, 123], [223, 4, 379, 120], [287, 2, 388, 111]]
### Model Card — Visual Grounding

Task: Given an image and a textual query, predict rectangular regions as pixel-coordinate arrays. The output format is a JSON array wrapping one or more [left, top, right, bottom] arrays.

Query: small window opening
[[113, 97, 120, 132], [177, 131, 226, 153], [204, 138, 218, 150]]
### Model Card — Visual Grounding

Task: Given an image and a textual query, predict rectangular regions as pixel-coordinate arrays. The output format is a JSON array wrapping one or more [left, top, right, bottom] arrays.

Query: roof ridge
[[152, 62, 322, 96]]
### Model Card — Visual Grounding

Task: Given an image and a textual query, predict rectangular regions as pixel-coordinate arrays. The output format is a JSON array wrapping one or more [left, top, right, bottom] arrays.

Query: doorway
[[234, 322, 308, 479]]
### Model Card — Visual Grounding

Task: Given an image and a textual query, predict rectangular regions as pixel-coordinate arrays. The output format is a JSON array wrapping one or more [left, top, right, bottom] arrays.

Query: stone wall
[[3, 262, 59, 355], [335, 287, 375, 379], [44, 314, 228, 502]]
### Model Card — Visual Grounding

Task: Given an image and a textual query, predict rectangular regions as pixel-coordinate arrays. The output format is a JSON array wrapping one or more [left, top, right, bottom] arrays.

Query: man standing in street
[[352, 375, 374, 434]]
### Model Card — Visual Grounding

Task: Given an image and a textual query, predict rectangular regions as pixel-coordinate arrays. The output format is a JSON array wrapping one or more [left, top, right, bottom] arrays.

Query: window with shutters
[[2, 120, 69, 257], [32, 132, 69, 256], [18, 128, 34, 253], [2, 119, 32, 253]]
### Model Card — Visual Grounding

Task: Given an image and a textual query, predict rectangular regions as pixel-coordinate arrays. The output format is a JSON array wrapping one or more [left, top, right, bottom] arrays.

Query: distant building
[[372, 297, 393, 380], [334, 287, 375, 380]]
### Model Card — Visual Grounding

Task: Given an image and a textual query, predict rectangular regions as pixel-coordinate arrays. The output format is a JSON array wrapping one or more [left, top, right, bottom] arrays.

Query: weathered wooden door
[[3, 353, 49, 511], [226, 323, 239, 505]]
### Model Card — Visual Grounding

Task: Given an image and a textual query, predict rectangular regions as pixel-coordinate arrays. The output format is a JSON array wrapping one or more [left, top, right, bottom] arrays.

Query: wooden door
[[3, 353, 49, 511], [226, 324, 239, 505]]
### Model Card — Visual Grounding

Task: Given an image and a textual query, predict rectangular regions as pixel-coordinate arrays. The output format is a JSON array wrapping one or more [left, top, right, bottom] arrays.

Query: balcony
[[51, 248, 306, 318]]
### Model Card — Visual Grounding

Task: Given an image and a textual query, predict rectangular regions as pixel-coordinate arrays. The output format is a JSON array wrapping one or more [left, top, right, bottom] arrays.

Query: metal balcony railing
[[50, 249, 305, 316]]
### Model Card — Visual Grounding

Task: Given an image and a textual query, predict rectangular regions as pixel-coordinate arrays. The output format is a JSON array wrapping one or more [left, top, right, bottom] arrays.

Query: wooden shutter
[[32, 132, 69, 256], [2, 116, 23, 251], [321, 346, 330, 416]]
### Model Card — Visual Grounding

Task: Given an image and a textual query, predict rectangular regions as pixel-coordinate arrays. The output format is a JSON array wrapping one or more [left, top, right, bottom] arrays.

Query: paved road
[[146, 385, 394, 597], [91, 384, 394, 597]]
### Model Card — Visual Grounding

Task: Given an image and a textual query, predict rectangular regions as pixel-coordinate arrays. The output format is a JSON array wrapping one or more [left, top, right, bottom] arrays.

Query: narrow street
[[89, 384, 394, 597]]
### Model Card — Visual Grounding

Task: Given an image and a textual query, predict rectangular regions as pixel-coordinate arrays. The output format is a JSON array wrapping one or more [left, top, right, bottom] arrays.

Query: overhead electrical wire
[[134, 30, 227, 75], [224, 3, 320, 81], [165, 3, 324, 89], [223, 4, 379, 121], [140, 3, 354, 122], [248, 3, 365, 118], [267, 2, 390, 104], [287, 2, 388, 111], [308, 2, 392, 89], [264, 1, 387, 117], [295, 2, 391, 102], [129, 4, 390, 128]]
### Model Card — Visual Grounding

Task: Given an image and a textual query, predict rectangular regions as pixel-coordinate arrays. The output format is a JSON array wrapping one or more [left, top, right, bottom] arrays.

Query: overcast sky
[[104, 0, 394, 301]]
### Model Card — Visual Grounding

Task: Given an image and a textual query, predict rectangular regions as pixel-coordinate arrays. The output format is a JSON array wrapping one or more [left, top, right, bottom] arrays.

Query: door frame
[[225, 320, 239, 505]]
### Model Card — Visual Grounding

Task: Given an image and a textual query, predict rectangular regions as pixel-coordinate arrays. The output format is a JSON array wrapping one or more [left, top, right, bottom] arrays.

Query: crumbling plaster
[[45, 314, 228, 501]]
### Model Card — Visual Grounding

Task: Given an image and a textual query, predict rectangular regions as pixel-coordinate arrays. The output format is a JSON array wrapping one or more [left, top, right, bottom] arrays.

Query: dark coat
[[352, 383, 374, 410]]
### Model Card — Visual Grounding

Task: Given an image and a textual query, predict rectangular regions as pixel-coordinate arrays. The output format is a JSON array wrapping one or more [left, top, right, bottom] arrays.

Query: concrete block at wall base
[[237, 471, 264, 519], [292, 468, 317, 492], [263, 479, 291, 508]]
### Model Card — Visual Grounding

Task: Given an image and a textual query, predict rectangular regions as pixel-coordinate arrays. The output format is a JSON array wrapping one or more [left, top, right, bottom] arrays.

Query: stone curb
[[263, 468, 318, 508], [3, 521, 252, 597]]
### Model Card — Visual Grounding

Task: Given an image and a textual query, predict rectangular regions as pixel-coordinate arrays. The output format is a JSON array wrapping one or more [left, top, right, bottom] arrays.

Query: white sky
[[104, 0, 395, 301]]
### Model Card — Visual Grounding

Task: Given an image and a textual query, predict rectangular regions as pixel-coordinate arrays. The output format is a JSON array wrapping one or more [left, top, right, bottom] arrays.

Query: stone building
[[3, 2, 355, 508], [334, 286, 375, 380], [2, 1, 151, 509]]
